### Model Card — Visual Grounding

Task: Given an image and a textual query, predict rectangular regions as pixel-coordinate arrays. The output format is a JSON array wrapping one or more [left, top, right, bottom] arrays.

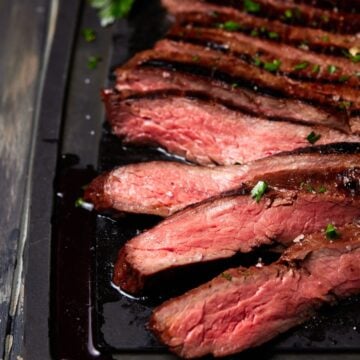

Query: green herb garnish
[[306, 131, 321, 144], [250, 29, 259, 37], [284, 9, 293, 19], [327, 64, 337, 74], [87, 55, 102, 69], [312, 64, 320, 73], [75, 197, 94, 211], [218, 21, 242, 31], [268, 31, 279, 39], [263, 59, 281, 72], [244, 0, 261, 13], [338, 101, 352, 110], [339, 75, 350, 83], [81, 28, 96, 42], [221, 272, 233, 281], [89, 0, 135, 27], [293, 61, 309, 71], [253, 56, 262, 67], [192, 55, 200, 62], [251, 181, 268, 203], [325, 224, 340, 240], [321, 14, 330, 22], [318, 186, 327, 194], [322, 35, 329, 42]]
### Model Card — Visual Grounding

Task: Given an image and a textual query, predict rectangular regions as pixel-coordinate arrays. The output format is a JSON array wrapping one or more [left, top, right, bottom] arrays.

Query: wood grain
[[0, 0, 48, 356]]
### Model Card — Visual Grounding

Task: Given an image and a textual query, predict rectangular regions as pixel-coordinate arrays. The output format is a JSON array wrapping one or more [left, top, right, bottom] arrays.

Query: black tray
[[23, 0, 360, 359]]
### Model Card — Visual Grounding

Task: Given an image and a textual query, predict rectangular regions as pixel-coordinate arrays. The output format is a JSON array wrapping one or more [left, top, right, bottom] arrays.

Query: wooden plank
[[0, 0, 48, 355]]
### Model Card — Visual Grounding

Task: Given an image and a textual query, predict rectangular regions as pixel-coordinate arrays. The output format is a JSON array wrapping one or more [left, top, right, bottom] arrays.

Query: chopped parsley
[[218, 21, 242, 31], [338, 101, 352, 110], [253, 56, 262, 67], [263, 59, 281, 72], [284, 9, 293, 19], [250, 29, 259, 37], [244, 0, 261, 13], [293, 61, 309, 71], [306, 131, 321, 144], [192, 55, 200, 62], [325, 224, 340, 240], [268, 31, 279, 39], [321, 35, 330, 42], [221, 272, 233, 281], [87, 55, 102, 69], [75, 198, 94, 211], [251, 181, 268, 203], [81, 28, 96, 42], [318, 186, 327, 194], [89, 0, 135, 27], [327, 64, 337, 74], [312, 64, 321, 73], [339, 75, 350, 83]]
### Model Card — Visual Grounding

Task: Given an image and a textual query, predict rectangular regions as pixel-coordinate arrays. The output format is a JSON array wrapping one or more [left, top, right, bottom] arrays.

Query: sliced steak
[[85, 143, 360, 216], [116, 67, 351, 132], [205, 0, 360, 33], [113, 186, 360, 294], [293, 0, 360, 13], [162, 0, 360, 52], [150, 224, 360, 358], [104, 92, 359, 165], [167, 26, 360, 87], [125, 40, 360, 110]]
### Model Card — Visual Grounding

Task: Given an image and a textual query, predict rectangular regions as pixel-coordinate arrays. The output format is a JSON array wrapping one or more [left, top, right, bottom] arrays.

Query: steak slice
[[126, 40, 360, 110], [149, 224, 360, 358], [162, 0, 360, 52], [113, 186, 360, 294], [167, 26, 360, 87], [116, 67, 351, 132], [85, 143, 360, 216], [104, 92, 359, 165], [205, 0, 360, 33]]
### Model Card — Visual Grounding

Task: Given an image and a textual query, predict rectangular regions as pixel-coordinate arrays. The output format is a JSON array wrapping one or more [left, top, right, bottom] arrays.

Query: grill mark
[[293, 0, 360, 13], [205, 0, 360, 34], [124, 40, 360, 111], [174, 10, 360, 55], [115, 67, 351, 132], [167, 26, 360, 88]]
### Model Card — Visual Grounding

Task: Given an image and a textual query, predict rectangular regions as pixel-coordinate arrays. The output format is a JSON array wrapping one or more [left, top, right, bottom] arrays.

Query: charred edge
[[292, 0, 360, 13], [140, 60, 335, 112], [166, 34, 359, 88], [205, 0, 360, 34], [275, 142, 360, 156], [176, 13, 354, 56]]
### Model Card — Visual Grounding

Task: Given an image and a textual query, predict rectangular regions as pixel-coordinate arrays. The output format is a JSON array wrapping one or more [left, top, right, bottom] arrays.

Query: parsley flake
[[306, 131, 321, 144], [325, 224, 340, 240], [268, 31, 279, 39], [327, 64, 337, 74], [75, 197, 94, 211], [263, 59, 281, 72], [218, 21, 242, 31], [339, 75, 350, 83], [244, 0, 261, 13], [312, 64, 320, 73], [284, 9, 293, 19], [87, 55, 102, 69], [221, 272, 233, 281], [293, 61, 309, 71], [89, 0, 135, 27], [81, 28, 96, 42], [251, 181, 268, 203]]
